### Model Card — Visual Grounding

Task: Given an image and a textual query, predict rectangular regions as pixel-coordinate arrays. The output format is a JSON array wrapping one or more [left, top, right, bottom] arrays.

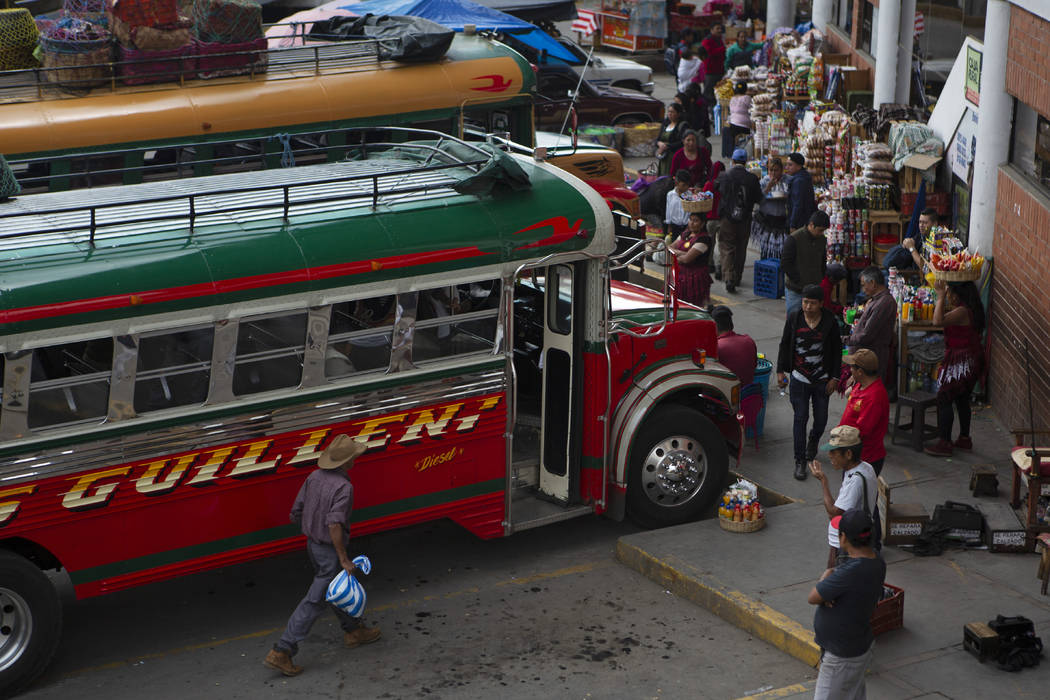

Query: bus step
[[508, 497, 593, 533]]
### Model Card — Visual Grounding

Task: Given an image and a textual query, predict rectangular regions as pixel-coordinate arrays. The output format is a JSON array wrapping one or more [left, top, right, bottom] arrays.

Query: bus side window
[[28, 338, 113, 430], [134, 327, 214, 413], [232, 313, 308, 396], [327, 296, 396, 378], [414, 280, 501, 362]]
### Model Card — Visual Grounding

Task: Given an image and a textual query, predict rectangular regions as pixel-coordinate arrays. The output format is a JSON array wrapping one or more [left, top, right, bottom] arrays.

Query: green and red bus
[[0, 129, 738, 693], [0, 30, 641, 215]]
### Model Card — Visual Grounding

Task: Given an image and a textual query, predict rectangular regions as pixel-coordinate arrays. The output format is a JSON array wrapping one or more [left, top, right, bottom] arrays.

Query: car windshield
[[557, 37, 591, 63]]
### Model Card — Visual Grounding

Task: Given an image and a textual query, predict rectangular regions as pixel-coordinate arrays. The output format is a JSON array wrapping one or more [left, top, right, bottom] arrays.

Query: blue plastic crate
[[754, 258, 785, 299]]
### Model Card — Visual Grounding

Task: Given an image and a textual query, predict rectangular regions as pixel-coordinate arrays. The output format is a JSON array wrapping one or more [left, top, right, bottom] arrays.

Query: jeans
[[937, 393, 972, 441], [785, 287, 802, 316], [789, 378, 830, 462], [276, 540, 364, 657]]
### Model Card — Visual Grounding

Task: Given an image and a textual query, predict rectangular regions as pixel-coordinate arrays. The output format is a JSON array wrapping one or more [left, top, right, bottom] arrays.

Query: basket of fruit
[[929, 250, 983, 281], [717, 478, 766, 533]]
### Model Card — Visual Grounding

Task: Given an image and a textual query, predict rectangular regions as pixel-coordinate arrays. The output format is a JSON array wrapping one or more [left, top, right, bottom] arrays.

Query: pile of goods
[[107, 0, 194, 85], [191, 0, 266, 78], [621, 122, 661, 157], [854, 141, 895, 188], [38, 13, 113, 88], [0, 7, 40, 71], [928, 249, 984, 280], [718, 479, 765, 532]]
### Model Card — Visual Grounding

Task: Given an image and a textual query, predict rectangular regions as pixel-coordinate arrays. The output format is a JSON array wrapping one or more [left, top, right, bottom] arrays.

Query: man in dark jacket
[[781, 210, 830, 316], [777, 284, 842, 480], [785, 153, 816, 230], [717, 148, 762, 293], [846, 266, 897, 391]]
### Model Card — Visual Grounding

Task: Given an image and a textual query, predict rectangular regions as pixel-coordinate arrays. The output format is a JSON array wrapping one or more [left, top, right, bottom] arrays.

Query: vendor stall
[[594, 0, 665, 53]]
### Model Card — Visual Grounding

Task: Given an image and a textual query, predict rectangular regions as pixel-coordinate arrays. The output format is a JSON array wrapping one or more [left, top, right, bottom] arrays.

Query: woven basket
[[0, 8, 40, 70], [932, 268, 980, 281], [718, 515, 766, 533], [41, 42, 114, 89], [681, 197, 713, 213]]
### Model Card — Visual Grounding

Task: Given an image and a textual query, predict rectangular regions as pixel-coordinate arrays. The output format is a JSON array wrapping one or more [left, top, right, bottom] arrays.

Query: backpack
[[728, 183, 749, 222]]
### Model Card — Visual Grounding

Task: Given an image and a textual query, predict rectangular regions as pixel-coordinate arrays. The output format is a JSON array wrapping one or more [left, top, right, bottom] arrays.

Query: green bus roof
[[0, 138, 612, 340]]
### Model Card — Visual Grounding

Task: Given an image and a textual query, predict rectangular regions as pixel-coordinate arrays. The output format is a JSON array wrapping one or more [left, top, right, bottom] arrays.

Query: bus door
[[538, 263, 577, 502]]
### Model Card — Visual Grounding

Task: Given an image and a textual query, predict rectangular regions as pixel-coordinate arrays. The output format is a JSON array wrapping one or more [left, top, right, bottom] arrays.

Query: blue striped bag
[[325, 555, 371, 618]]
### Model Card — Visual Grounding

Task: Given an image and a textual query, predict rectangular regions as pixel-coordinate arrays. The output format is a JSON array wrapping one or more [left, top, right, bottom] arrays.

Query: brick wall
[[990, 168, 1050, 433], [1006, 5, 1050, 120]]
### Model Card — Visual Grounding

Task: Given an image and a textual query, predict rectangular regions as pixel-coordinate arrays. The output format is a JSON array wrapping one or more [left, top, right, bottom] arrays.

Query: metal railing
[[0, 129, 493, 248], [0, 26, 386, 104]]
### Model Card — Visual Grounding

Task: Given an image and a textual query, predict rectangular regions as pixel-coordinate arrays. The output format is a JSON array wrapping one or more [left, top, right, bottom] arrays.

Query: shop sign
[[950, 107, 979, 182], [965, 46, 982, 107]]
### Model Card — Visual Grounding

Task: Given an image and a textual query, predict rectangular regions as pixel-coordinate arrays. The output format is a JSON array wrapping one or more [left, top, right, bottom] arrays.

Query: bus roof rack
[[0, 27, 393, 105], [0, 128, 495, 250]]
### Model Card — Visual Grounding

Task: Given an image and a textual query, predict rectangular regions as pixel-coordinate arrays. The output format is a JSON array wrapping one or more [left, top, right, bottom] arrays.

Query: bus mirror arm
[[620, 352, 646, 383]]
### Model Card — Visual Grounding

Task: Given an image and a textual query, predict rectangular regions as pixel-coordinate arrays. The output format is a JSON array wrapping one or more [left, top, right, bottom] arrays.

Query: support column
[[873, 0, 901, 108], [811, 0, 832, 33], [766, 0, 797, 33], [896, 0, 916, 104], [970, 0, 1012, 257]]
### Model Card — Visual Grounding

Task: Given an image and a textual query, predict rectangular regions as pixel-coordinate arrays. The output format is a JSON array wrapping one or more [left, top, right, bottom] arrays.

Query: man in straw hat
[[264, 434, 381, 677], [807, 508, 885, 700], [809, 425, 879, 567]]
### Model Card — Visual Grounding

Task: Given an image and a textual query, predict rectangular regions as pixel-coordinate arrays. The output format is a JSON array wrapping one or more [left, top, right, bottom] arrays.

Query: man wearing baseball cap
[[809, 425, 879, 567], [265, 434, 381, 677], [838, 348, 889, 476], [808, 508, 886, 700], [716, 147, 761, 293]]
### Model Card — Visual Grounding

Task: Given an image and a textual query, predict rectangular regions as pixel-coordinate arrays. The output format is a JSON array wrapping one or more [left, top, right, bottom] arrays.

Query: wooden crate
[[871, 583, 904, 635]]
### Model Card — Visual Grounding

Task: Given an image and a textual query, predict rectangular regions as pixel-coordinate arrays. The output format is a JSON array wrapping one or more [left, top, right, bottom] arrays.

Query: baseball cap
[[844, 349, 879, 372], [832, 508, 874, 542], [732, 148, 747, 163], [820, 425, 862, 451]]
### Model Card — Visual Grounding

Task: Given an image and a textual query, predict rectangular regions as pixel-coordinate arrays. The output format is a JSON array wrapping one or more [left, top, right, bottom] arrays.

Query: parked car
[[533, 64, 664, 132], [500, 33, 654, 94]]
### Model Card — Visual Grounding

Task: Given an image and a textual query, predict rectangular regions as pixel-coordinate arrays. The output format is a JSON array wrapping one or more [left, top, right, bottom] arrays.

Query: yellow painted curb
[[616, 539, 821, 668], [733, 680, 815, 699]]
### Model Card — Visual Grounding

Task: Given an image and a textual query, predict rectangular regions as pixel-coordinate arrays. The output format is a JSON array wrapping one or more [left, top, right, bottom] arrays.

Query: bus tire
[[626, 405, 729, 529], [0, 551, 62, 697]]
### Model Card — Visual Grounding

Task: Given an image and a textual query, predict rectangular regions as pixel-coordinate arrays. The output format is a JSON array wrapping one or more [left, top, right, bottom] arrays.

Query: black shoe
[[726, 282, 737, 293], [714, 269, 723, 280], [794, 461, 807, 481]]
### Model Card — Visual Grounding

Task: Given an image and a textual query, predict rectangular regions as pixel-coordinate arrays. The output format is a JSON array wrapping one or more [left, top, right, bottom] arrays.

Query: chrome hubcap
[[0, 586, 33, 673], [641, 434, 706, 507]]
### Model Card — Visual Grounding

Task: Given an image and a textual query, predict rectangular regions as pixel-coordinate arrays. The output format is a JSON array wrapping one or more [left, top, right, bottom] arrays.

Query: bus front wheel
[[627, 405, 729, 528], [0, 551, 62, 696]]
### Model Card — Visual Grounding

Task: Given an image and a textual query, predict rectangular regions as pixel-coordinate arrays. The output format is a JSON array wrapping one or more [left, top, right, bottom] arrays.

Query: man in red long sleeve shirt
[[838, 350, 889, 476]]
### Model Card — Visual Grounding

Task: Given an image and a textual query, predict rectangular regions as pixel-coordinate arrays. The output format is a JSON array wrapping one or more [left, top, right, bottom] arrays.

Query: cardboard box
[[884, 503, 929, 545], [982, 501, 1028, 553]]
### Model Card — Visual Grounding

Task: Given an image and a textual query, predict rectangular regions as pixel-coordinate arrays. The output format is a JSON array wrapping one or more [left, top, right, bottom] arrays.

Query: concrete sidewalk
[[616, 272, 1050, 699]]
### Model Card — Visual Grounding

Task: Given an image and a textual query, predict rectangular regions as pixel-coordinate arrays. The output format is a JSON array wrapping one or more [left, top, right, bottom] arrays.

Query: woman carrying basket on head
[[924, 279, 985, 457], [668, 211, 713, 310]]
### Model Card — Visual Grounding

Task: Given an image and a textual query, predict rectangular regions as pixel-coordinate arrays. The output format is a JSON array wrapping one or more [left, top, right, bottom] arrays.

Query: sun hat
[[843, 349, 879, 372], [317, 434, 367, 470]]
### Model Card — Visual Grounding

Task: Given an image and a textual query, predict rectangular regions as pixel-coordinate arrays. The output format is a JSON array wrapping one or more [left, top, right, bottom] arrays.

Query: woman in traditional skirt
[[668, 211, 713, 309], [924, 280, 985, 457], [752, 156, 790, 260]]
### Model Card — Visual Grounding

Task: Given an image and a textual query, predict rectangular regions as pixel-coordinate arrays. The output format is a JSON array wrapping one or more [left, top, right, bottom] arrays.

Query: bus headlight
[[731, 383, 740, 410]]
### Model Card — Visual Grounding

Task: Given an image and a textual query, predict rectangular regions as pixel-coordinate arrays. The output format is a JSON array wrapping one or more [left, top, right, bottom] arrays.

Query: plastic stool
[[891, 391, 939, 452]]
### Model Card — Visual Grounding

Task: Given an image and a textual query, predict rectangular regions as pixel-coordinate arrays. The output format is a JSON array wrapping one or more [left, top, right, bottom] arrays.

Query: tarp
[[308, 15, 455, 61], [329, 0, 577, 62], [474, 0, 576, 23]]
